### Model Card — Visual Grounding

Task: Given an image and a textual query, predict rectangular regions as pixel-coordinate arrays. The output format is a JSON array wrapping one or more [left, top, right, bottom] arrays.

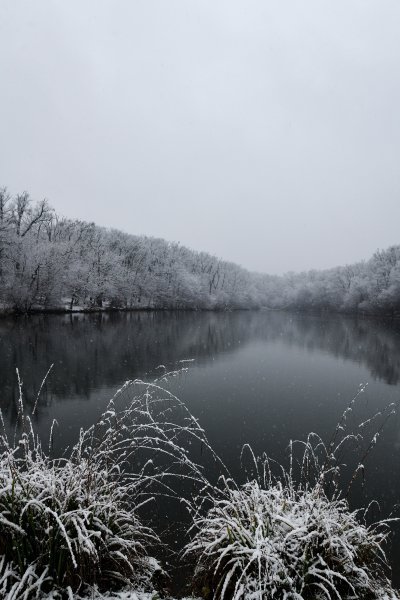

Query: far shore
[[1, 304, 400, 320]]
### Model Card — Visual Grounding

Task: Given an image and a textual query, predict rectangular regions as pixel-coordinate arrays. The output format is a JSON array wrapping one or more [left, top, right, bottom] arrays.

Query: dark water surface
[[1, 310, 400, 587]]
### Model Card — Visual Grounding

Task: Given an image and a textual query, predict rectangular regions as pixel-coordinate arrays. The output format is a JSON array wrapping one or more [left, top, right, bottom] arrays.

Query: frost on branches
[[2, 186, 400, 315]]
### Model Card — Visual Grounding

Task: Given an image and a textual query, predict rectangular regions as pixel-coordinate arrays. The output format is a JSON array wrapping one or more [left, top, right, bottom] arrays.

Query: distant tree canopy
[[0, 187, 260, 311], [261, 246, 400, 316], [0, 186, 399, 315]]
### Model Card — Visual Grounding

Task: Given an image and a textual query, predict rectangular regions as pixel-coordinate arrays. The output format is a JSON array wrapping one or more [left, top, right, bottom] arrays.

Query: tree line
[[0, 187, 261, 311], [0, 186, 399, 315], [262, 247, 400, 315]]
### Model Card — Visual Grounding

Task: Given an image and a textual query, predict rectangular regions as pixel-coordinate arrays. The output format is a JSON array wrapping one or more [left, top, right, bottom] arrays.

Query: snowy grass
[[184, 388, 400, 600], [1, 374, 399, 599], [184, 473, 397, 599], [0, 370, 211, 599]]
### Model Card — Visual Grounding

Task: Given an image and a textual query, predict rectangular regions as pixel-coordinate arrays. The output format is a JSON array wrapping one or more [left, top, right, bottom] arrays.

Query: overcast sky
[[1, 1, 400, 274]]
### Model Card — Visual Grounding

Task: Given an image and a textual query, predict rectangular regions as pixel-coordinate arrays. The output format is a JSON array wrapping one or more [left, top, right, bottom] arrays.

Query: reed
[[184, 389, 399, 600], [0, 372, 210, 598]]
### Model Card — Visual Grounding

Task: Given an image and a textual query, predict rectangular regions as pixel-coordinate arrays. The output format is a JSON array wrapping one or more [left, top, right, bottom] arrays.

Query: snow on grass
[[0, 374, 399, 599], [184, 391, 400, 599], [75, 591, 199, 600], [185, 476, 398, 599], [0, 371, 211, 599]]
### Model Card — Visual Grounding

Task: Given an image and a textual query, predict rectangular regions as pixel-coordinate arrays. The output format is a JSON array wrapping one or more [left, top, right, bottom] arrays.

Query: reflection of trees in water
[[276, 314, 400, 385], [0, 311, 255, 417], [1, 311, 400, 417]]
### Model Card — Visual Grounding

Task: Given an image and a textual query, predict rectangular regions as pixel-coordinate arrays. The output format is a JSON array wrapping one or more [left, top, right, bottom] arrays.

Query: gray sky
[[1, 1, 400, 274]]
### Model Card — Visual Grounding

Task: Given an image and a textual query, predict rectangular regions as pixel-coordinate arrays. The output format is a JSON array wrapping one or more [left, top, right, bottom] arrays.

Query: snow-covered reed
[[1, 373, 399, 599], [0, 371, 211, 598], [184, 389, 399, 600], [185, 474, 397, 599]]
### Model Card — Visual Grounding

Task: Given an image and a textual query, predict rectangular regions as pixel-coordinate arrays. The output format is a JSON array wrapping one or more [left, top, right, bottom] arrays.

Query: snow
[[76, 593, 198, 600]]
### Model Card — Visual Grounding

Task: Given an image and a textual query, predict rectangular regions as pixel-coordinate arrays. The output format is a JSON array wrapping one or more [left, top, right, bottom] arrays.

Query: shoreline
[[1, 305, 400, 320]]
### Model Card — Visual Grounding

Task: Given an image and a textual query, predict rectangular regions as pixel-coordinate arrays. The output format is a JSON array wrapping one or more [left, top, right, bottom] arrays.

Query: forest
[[1, 186, 400, 316]]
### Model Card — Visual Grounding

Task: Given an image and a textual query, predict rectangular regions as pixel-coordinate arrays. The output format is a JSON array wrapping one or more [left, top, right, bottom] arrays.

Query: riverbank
[[0, 303, 246, 317], [2, 303, 400, 321]]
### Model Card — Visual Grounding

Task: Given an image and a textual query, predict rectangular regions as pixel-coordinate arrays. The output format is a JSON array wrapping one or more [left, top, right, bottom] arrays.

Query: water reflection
[[1, 311, 400, 415]]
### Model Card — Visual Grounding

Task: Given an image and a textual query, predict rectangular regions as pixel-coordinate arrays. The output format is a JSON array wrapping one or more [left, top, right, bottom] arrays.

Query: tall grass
[[184, 388, 400, 600], [0, 371, 211, 598], [0, 372, 399, 599]]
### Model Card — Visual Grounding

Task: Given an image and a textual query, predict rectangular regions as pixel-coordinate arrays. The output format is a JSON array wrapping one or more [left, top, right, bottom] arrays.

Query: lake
[[1, 310, 400, 587]]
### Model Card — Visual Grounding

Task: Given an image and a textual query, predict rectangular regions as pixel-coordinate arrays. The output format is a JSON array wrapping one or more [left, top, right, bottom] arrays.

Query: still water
[[1, 310, 400, 585]]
